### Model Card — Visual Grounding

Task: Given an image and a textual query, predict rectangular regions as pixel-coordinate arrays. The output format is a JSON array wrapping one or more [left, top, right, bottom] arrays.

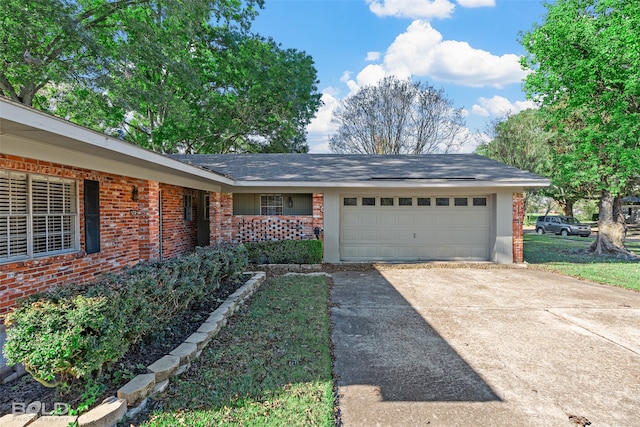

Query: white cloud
[[307, 91, 341, 153], [365, 51, 381, 61], [367, 0, 455, 20], [343, 20, 527, 92], [471, 104, 490, 117], [456, 0, 495, 8], [471, 95, 538, 117], [367, 0, 494, 20]]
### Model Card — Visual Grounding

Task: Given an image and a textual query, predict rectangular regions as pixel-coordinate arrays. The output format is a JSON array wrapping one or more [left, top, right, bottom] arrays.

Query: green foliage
[[245, 239, 322, 264], [476, 109, 588, 214], [520, 0, 640, 197], [2, 244, 248, 389], [0, 0, 322, 154], [476, 109, 553, 177]]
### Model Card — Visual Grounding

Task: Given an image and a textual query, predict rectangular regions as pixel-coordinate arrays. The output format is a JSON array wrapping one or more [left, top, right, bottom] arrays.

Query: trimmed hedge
[[2, 244, 248, 389], [245, 239, 322, 264]]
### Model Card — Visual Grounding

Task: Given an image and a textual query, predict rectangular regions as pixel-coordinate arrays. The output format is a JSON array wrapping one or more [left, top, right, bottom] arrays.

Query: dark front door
[[197, 191, 210, 247]]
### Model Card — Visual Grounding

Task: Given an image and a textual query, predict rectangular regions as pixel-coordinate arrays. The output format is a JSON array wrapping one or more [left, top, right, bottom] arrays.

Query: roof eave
[[228, 179, 551, 189], [0, 99, 234, 189]]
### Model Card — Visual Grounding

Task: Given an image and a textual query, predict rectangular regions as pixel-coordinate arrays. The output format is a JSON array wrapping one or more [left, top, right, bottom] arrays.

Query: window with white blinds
[[0, 172, 78, 262]]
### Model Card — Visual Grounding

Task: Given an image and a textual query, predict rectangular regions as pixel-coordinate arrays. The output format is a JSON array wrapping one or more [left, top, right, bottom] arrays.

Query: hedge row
[[2, 244, 248, 389], [245, 239, 322, 264]]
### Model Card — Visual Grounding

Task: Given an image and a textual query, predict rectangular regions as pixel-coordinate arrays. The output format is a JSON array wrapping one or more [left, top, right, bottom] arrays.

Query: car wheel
[[561, 229, 569, 237], [536, 228, 545, 235]]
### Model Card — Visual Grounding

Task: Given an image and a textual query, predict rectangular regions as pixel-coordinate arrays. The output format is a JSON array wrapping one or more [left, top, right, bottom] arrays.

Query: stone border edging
[[0, 272, 266, 427]]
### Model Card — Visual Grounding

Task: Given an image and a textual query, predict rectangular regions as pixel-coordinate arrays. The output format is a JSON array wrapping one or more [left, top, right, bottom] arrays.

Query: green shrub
[[2, 244, 248, 389], [245, 239, 322, 264]]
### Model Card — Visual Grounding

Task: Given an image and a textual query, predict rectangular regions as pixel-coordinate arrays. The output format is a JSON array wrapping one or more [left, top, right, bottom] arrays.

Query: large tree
[[329, 76, 468, 154], [476, 109, 587, 216], [0, 0, 321, 153], [520, 0, 640, 256]]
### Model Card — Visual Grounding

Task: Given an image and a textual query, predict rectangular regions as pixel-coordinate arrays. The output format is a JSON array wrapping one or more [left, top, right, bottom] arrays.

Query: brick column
[[312, 193, 324, 241], [512, 192, 524, 263], [211, 192, 234, 243]]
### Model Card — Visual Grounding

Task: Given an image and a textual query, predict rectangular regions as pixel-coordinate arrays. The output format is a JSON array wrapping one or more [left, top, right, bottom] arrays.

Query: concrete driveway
[[330, 267, 640, 426]]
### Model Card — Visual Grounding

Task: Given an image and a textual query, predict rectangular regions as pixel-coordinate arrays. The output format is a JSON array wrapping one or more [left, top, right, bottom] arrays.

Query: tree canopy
[[476, 109, 587, 216], [0, 0, 321, 153], [520, 0, 640, 255], [329, 76, 468, 154]]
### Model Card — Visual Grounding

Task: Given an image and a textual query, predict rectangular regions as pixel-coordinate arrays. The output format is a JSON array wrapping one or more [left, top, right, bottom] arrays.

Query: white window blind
[[0, 172, 78, 262], [0, 172, 28, 260]]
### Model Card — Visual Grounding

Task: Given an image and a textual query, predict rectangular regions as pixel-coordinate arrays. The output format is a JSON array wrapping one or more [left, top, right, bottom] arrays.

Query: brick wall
[[212, 193, 325, 243], [159, 184, 198, 259], [512, 192, 525, 263], [0, 155, 201, 318]]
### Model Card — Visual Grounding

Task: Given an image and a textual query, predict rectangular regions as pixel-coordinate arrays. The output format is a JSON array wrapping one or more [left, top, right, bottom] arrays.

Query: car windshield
[[561, 217, 579, 224]]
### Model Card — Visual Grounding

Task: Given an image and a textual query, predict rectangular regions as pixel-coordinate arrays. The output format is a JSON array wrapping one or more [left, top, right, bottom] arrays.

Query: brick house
[[0, 99, 548, 318]]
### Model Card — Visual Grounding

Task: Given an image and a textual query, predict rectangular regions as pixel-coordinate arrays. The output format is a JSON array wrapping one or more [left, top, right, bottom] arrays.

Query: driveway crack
[[544, 309, 640, 356]]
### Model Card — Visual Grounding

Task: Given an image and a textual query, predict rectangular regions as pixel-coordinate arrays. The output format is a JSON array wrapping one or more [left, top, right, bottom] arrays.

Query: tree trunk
[[590, 190, 634, 257], [559, 199, 574, 216]]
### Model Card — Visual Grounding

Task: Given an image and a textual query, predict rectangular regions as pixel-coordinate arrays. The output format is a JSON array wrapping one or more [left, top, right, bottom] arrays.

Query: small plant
[[245, 239, 322, 264], [68, 379, 106, 416]]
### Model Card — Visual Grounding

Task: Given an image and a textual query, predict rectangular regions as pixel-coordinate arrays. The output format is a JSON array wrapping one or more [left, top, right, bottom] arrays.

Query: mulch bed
[[0, 278, 245, 417]]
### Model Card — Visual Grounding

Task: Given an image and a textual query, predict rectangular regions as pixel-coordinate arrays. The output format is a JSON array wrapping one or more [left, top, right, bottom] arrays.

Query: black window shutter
[[84, 180, 100, 254]]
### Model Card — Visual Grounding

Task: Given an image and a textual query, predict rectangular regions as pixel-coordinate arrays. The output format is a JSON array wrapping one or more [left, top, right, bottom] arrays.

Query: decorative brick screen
[[234, 217, 314, 242], [211, 193, 324, 245]]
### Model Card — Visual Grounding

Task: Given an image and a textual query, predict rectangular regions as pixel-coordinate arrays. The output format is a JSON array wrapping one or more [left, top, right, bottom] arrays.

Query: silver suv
[[535, 216, 591, 237]]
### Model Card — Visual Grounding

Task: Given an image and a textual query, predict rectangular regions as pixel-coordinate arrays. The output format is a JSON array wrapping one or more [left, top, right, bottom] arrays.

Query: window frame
[[1, 171, 79, 263], [183, 193, 193, 221], [260, 194, 284, 216]]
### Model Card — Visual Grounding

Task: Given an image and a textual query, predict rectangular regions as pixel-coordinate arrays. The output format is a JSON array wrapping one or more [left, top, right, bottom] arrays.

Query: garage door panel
[[377, 229, 399, 241], [360, 214, 378, 226], [340, 195, 491, 261], [396, 213, 416, 225], [414, 213, 434, 225], [377, 214, 396, 225], [342, 212, 361, 226]]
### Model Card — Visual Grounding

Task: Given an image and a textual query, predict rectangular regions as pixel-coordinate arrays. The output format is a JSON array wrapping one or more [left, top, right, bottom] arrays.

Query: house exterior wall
[[159, 184, 198, 259], [210, 192, 324, 244], [0, 154, 201, 318]]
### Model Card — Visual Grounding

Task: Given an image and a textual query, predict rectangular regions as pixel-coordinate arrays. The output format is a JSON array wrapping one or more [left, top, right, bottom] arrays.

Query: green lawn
[[137, 275, 335, 426], [524, 233, 640, 291]]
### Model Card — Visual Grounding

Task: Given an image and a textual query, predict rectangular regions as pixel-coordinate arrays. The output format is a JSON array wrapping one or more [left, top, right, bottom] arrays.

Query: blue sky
[[252, 0, 548, 153]]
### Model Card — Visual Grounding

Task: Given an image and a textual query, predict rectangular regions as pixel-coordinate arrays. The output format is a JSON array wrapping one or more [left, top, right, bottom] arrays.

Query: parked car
[[535, 215, 591, 237]]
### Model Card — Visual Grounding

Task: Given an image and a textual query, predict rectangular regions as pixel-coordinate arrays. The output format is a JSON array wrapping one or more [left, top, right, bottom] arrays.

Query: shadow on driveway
[[331, 270, 500, 403]]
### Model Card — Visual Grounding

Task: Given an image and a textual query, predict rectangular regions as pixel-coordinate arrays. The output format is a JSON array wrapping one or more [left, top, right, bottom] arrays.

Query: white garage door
[[340, 195, 491, 261]]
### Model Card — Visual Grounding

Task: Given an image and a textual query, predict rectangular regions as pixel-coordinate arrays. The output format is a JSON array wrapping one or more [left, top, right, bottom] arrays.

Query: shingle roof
[[171, 153, 547, 184]]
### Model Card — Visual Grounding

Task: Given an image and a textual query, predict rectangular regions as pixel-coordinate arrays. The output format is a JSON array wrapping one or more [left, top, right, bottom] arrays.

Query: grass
[[137, 275, 334, 427], [524, 233, 640, 291]]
